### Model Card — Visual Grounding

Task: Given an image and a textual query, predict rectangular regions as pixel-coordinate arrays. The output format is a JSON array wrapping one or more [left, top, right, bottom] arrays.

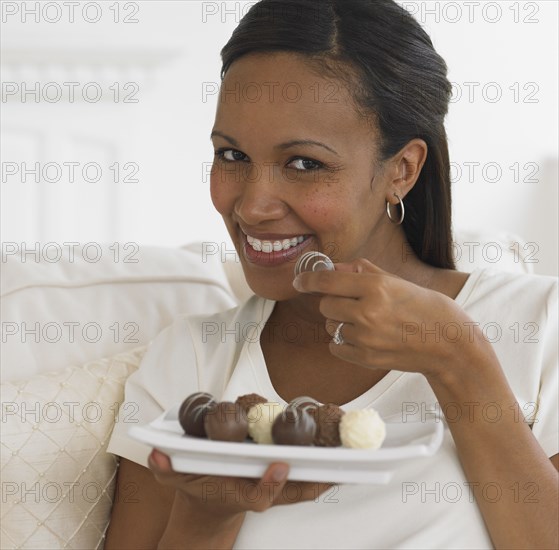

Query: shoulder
[[130, 296, 271, 388], [459, 268, 557, 317]]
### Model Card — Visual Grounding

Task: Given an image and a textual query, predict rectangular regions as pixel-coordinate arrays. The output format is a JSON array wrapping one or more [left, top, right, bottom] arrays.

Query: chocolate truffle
[[314, 404, 345, 447], [235, 393, 268, 414], [272, 406, 316, 446], [204, 401, 248, 442], [178, 392, 216, 438], [289, 396, 320, 418], [247, 402, 283, 444]]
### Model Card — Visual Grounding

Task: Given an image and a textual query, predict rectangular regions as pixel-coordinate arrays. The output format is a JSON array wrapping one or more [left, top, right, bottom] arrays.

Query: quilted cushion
[[0, 346, 146, 549]]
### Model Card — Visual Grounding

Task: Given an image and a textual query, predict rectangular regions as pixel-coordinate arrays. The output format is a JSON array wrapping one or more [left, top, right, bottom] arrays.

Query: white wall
[[1, 1, 557, 275]]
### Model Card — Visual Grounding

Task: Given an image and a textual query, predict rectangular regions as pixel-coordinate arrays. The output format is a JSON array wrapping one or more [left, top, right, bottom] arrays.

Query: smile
[[246, 234, 306, 253]]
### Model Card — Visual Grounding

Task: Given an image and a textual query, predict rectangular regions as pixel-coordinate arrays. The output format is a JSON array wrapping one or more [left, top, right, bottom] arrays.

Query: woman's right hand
[[148, 448, 334, 513], [148, 449, 335, 549]]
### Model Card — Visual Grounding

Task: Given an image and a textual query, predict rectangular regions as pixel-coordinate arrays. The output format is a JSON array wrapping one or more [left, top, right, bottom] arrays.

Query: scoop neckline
[[247, 268, 484, 409]]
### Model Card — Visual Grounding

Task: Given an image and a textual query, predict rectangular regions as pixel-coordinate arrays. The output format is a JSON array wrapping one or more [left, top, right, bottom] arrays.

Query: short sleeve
[[106, 317, 199, 467], [531, 280, 558, 458]]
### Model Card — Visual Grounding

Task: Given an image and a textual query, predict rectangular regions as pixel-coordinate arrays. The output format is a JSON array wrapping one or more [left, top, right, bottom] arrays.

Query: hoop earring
[[386, 193, 405, 225]]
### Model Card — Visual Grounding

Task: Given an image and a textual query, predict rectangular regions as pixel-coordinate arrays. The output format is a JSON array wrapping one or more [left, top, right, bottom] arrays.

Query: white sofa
[[0, 234, 532, 549]]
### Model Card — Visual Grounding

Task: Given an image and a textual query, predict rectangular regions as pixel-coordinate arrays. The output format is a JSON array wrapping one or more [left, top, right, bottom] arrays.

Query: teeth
[[246, 233, 306, 253]]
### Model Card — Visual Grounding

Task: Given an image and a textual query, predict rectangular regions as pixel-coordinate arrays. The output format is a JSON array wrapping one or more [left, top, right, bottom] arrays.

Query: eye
[[287, 158, 324, 171], [214, 148, 248, 162]]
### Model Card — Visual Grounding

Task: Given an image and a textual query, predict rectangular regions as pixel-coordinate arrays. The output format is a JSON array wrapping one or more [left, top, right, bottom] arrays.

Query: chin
[[242, 272, 298, 302]]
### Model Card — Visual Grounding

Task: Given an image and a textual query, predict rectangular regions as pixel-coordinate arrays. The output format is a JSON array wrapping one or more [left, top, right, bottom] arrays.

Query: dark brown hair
[[220, 0, 455, 269]]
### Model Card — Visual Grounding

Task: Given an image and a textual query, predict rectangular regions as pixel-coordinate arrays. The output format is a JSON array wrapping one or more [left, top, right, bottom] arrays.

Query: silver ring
[[332, 322, 345, 345]]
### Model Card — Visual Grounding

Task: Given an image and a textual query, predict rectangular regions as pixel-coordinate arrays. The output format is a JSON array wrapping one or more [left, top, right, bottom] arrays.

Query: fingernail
[[293, 276, 302, 291], [150, 449, 164, 468], [272, 464, 289, 482]]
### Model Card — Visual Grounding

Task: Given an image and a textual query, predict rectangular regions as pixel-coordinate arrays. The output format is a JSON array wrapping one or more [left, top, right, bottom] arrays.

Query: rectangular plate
[[129, 408, 444, 484]]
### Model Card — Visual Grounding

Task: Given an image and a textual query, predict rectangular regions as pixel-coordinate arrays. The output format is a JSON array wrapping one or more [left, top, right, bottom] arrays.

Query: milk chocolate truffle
[[247, 402, 283, 444], [272, 406, 316, 446], [314, 404, 345, 447], [339, 409, 386, 449], [178, 392, 216, 437], [204, 401, 248, 442], [235, 393, 267, 414]]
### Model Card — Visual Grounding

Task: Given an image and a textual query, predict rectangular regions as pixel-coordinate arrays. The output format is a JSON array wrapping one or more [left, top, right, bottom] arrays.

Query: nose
[[234, 163, 289, 226]]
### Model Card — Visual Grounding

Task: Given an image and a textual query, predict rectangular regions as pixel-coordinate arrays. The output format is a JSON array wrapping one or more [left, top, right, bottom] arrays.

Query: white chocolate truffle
[[339, 409, 386, 449], [247, 402, 284, 444]]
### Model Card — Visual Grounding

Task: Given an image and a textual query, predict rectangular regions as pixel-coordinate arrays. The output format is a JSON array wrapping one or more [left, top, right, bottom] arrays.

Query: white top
[[108, 268, 558, 550]]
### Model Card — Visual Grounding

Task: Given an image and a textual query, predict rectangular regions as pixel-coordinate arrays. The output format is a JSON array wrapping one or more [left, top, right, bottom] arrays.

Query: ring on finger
[[332, 322, 345, 345]]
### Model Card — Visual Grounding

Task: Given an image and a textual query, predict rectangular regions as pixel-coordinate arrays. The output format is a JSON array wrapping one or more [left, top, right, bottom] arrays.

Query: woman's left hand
[[293, 258, 498, 383]]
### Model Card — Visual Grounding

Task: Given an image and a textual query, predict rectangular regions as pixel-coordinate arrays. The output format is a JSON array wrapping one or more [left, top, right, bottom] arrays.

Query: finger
[[263, 463, 290, 485], [294, 270, 371, 298], [320, 296, 361, 325], [324, 318, 356, 341], [148, 449, 173, 473], [244, 463, 290, 511]]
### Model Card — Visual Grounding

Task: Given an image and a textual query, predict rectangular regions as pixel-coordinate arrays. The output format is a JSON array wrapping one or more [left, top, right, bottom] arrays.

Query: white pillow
[[1, 242, 238, 382], [0, 346, 146, 549]]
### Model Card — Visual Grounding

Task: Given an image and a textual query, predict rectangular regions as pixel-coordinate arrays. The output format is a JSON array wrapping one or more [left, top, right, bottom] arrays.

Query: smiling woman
[[104, 1, 558, 549]]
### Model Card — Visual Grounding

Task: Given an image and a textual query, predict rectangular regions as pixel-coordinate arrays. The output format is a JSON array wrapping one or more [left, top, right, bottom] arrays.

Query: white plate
[[129, 407, 443, 484]]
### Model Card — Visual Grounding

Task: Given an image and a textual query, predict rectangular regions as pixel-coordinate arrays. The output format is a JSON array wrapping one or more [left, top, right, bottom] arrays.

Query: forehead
[[215, 52, 375, 152]]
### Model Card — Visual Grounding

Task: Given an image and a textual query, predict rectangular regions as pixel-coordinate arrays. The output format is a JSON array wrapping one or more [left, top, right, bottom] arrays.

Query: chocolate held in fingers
[[294, 251, 335, 277]]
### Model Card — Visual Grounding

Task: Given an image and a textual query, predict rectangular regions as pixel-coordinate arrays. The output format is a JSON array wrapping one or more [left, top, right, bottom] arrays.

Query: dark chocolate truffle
[[235, 393, 268, 414], [272, 406, 316, 446], [204, 401, 248, 442], [314, 404, 345, 447], [179, 392, 215, 438], [289, 396, 320, 418]]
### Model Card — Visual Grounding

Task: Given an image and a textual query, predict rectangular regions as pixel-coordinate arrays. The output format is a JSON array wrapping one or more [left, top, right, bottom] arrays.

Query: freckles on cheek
[[301, 191, 344, 230]]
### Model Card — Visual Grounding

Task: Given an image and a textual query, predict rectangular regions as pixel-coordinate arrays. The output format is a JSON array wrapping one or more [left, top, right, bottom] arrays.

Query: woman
[[105, 1, 558, 548]]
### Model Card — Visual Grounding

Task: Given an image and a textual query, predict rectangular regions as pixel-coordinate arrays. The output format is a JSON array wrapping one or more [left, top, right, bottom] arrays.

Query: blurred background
[[1, 0, 557, 275]]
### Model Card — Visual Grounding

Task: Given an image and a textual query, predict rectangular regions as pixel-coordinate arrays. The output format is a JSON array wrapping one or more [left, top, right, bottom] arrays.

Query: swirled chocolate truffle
[[272, 406, 316, 446], [204, 402, 249, 442], [178, 392, 215, 438], [314, 404, 345, 447], [235, 393, 267, 414], [289, 396, 320, 418]]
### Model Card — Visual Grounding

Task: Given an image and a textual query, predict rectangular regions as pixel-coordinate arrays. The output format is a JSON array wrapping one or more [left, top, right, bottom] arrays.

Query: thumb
[[148, 449, 173, 473]]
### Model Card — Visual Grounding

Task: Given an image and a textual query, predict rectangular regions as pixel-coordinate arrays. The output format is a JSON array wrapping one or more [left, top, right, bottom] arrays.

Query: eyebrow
[[210, 131, 340, 156]]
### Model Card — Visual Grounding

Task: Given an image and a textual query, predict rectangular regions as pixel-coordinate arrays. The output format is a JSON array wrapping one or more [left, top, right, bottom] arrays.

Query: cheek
[[209, 168, 234, 215], [295, 185, 353, 230]]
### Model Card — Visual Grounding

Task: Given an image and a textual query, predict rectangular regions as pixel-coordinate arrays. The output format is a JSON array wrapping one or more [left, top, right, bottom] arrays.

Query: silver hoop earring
[[386, 193, 405, 225]]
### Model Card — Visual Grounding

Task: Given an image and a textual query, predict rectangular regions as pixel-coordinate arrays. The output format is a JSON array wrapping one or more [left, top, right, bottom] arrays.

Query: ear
[[386, 138, 428, 204]]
